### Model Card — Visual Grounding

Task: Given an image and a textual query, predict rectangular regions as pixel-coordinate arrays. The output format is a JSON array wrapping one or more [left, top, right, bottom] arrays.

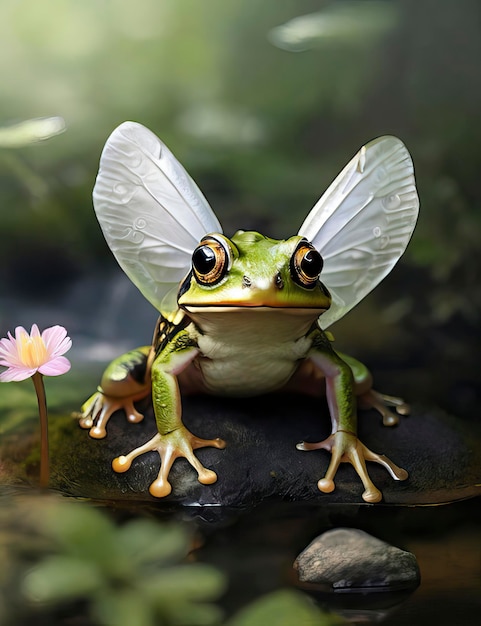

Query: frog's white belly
[[196, 334, 312, 396], [186, 307, 318, 397]]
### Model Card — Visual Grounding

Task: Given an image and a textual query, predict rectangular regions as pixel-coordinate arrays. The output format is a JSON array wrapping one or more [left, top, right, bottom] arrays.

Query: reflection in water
[[193, 500, 481, 626]]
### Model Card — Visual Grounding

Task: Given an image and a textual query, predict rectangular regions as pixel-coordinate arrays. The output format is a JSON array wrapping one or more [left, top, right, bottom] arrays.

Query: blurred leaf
[[0, 117, 65, 148], [143, 564, 226, 604], [117, 519, 190, 567], [268, 2, 397, 52], [177, 103, 265, 147], [35, 500, 118, 563], [23, 555, 102, 603], [93, 589, 155, 626], [15, 497, 227, 625], [227, 589, 343, 626], [167, 601, 223, 626]]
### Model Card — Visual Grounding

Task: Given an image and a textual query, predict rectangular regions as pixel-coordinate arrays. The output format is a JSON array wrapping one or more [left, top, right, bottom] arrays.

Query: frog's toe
[[90, 425, 108, 439], [112, 433, 163, 473], [298, 435, 343, 495], [125, 401, 145, 424], [149, 478, 172, 498], [359, 389, 411, 426], [78, 392, 102, 430], [166, 430, 224, 488], [178, 441, 219, 485], [361, 486, 382, 504], [197, 468, 218, 485], [194, 436, 226, 451], [317, 478, 335, 493], [112, 455, 132, 473], [349, 439, 408, 502], [78, 416, 93, 429], [347, 444, 383, 503], [357, 441, 409, 482], [87, 399, 122, 439], [296, 440, 329, 452], [77, 391, 113, 438], [112, 435, 175, 497]]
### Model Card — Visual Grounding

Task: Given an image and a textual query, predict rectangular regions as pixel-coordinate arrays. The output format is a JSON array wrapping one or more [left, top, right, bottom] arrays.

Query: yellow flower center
[[17, 332, 48, 368]]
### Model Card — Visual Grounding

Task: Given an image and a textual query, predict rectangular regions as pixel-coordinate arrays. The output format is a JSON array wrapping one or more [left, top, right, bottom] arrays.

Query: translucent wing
[[93, 121, 222, 312], [298, 136, 419, 328]]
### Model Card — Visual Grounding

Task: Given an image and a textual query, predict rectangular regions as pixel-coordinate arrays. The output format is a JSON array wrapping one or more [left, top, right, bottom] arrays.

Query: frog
[[78, 122, 419, 503]]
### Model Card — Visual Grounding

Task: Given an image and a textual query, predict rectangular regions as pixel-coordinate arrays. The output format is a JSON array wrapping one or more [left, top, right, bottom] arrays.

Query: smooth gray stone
[[294, 528, 420, 590]]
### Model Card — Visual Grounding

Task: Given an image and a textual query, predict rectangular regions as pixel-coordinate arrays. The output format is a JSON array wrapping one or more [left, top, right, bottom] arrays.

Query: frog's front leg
[[112, 330, 225, 498], [296, 331, 408, 503], [78, 346, 152, 439]]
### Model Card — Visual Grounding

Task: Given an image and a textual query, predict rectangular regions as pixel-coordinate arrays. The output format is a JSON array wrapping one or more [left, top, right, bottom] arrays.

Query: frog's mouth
[[181, 304, 328, 341], [182, 304, 328, 313]]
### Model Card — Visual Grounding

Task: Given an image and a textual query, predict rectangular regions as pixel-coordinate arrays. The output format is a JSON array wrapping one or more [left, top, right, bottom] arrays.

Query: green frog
[[79, 122, 419, 503]]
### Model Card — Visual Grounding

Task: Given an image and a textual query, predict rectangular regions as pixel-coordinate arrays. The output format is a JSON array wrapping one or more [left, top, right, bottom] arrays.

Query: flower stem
[[32, 372, 49, 488]]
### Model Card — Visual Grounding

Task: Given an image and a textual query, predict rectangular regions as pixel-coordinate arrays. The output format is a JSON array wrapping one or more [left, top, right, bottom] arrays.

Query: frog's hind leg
[[358, 389, 410, 426], [338, 352, 410, 427], [77, 346, 152, 438]]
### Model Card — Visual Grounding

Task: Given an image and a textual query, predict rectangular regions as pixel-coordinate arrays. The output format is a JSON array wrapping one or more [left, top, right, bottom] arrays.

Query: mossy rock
[[14, 394, 477, 507]]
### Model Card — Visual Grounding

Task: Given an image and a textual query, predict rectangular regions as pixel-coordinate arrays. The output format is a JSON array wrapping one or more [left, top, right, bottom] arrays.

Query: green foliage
[[226, 589, 342, 626], [0, 495, 344, 626], [0, 0, 410, 269], [1, 0, 480, 329], [21, 498, 226, 626]]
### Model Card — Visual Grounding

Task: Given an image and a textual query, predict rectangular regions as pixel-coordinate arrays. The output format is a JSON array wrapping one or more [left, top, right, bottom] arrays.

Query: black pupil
[[301, 249, 323, 278], [193, 245, 217, 274]]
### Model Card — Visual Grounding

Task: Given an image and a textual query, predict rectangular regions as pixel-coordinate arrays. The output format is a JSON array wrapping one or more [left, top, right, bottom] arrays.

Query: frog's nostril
[[242, 275, 252, 288], [275, 272, 284, 290]]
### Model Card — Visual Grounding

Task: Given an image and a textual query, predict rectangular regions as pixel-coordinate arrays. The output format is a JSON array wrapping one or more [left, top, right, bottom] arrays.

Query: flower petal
[[1, 324, 72, 378], [0, 366, 37, 382], [0, 357, 19, 368], [14, 326, 28, 339], [42, 325, 72, 357], [0, 336, 22, 367], [30, 323, 41, 338], [38, 356, 71, 376], [42, 325, 66, 347], [0, 338, 17, 356]]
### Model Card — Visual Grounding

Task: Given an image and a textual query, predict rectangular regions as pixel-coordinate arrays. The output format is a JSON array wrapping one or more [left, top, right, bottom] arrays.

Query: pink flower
[[0, 324, 71, 382]]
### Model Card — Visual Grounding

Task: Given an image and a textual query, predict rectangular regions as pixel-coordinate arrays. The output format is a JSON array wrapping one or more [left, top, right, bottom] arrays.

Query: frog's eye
[[192, 239, 230, 285], [291, 241, 323, 289]]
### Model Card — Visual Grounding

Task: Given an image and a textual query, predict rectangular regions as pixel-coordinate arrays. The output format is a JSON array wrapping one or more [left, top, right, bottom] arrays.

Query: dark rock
[[294, 528, 420, 591], [2, 393, 481, 508]]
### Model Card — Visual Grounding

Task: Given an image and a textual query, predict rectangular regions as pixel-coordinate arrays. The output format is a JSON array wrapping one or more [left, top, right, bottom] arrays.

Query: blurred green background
[[0, 0, 480, 416]]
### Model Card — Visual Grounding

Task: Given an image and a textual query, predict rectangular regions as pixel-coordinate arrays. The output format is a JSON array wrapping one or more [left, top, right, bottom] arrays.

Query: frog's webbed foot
[[359, 389, 411, 427], [77, 389, 147, 439], [112, 426, 226, 498], [297, 430, 408, 503]]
